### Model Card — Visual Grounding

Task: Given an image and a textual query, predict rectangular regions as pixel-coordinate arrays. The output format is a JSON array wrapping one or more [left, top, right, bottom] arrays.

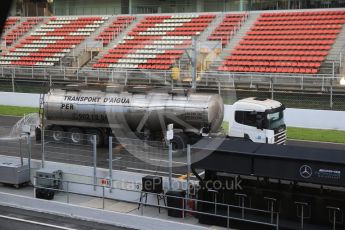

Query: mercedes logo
[[299, 165, 313, 178]]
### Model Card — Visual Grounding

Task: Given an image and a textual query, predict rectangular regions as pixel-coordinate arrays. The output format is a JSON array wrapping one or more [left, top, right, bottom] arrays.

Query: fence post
[[270, 77, 274, 100], [227, 205, 230, 230], [19, 137, 23, 166], [11, 72, 15, 92], [93, 135, 97, 191], [66, 181, 69, 204], [182, 197, 185, 219], [332, 61, 335, 79], [187, 145, 191, 198], [164, 71, 167, 84], [330, 79, 333, 110], [109, 137, 113, 193], [27, 133, 32, 179], [33, 176, 36, 198], [102, 186, 105, 209], [41, 128, 45, 168], [168, 142, 172, 190], [140, 192, 144, 216]]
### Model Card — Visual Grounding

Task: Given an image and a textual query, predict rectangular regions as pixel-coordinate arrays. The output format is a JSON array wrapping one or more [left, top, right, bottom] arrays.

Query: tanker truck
[[40, 85, 286, 147]]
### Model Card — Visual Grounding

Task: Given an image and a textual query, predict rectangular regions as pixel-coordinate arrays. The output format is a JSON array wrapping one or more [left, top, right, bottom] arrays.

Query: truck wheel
[[171, 133, 189, 151], [86, 129, 104, 147], [67, 127, 84, 144], [50, 126, 64, 142]]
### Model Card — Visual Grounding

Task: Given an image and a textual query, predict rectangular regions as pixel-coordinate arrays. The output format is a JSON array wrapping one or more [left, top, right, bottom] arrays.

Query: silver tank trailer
[[44, 88, 224, 133]]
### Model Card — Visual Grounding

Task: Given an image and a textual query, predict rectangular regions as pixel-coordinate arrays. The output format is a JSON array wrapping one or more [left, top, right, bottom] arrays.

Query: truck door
[[232, 110, 267, 143]]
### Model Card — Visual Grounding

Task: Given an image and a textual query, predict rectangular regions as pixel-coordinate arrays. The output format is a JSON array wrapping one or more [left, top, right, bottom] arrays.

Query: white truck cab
[[228, 97, 286, 144]]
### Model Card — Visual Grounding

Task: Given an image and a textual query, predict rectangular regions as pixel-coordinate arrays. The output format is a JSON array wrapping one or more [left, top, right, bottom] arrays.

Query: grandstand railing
[[0, 65, 344, 110], [338, 43, 345, 78], [0, 65, 341, 87]]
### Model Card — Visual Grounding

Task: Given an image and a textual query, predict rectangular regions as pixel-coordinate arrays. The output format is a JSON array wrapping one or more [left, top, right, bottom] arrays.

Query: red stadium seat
[[219, 10, 345, 74]]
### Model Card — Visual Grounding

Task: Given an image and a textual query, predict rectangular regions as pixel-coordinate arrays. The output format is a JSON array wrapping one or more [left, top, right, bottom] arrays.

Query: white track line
[[149, 158, 187, 165], [125, 167, 184, 176], [288, 138, 345, 145], [0, 214, 78, 230]]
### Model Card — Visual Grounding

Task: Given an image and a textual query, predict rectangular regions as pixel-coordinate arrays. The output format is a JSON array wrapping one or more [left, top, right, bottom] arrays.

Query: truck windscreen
[[266, 111, 284, 130]]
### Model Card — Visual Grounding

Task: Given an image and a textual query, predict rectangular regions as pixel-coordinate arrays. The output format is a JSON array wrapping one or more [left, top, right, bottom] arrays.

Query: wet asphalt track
[[0, 205, 134, 230]]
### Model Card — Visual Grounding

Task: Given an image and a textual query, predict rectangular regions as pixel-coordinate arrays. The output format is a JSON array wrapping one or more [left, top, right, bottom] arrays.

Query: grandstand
[[93, 14, 215, 70], [0, 16, 107, 66], [218, 10, 345, 74], [0, 7, 345, 110], [1, 9, 344, 72]]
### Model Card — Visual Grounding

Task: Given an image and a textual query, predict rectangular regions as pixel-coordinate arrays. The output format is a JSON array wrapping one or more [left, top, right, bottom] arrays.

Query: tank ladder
[[38, 93, 45, 129]]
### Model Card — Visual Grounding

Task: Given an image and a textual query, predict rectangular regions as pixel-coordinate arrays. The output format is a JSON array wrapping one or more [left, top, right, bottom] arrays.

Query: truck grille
[[274, 129, 287, 145]]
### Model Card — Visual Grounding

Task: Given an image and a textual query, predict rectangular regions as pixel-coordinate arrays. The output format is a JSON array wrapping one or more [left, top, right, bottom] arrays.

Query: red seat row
[[92, 63, 109, 68], [255, 19, 345, 26], [252, 24, 342, 31], [247, 29, 341, 35], [218, 66, 318, 74], [50, 17, 103, 21], [258, 15, 345, 21], [98, 58, 118, 63], [230, 50, 328, 56], [244, 35, 337, 40], [138, 64, 171, 70], [16, 57, 46, 61], [103, 53, 125, 59], [236, 45, 331, 51], [223, 60, 321, 68], [227, 55, 324, 62], [262, 11, 345, 17], [239, 40, 334, 45]]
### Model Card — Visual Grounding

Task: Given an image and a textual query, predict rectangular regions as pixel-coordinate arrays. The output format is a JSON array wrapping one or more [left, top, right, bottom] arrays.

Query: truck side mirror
[[256, 120, 263, 130]]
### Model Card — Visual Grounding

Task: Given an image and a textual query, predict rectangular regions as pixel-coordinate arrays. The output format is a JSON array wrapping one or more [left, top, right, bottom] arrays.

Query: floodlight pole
[[161, 36, 198, 91], [191, 36, 197, 90]]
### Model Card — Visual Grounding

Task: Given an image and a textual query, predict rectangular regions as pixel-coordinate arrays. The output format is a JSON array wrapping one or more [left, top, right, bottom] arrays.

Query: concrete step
[[86, 15, 143, 67], [197, 13, 225, 43], [177, 14, 225, 69], [208, 12, 261, 71], [325, 23, 345, 61], [67, 16, 115, 60], [1, 18, 47, 54]]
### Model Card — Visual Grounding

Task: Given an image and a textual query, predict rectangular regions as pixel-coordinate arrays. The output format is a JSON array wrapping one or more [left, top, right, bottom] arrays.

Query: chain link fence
[[41, 131, 188, 179], [43, 130, 95, 167], [0, 134, 31, 164], [1, 66, 345, 110], [105, 137, 188, 178]]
